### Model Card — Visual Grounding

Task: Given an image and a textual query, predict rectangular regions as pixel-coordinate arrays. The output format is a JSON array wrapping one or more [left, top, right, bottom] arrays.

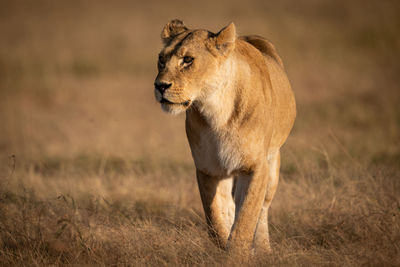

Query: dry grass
[[0, 0, 399, 265]]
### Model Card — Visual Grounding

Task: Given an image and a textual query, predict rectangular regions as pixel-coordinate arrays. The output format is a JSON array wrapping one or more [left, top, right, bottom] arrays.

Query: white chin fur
[[161, 103, 187, 115]]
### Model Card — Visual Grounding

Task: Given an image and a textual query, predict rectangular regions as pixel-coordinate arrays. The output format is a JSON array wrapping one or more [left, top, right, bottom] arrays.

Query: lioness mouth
[[160, 98, 191, 107]]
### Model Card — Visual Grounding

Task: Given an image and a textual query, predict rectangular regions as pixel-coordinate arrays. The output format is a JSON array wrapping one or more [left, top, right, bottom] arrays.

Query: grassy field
[[0, 0, 399, 265]]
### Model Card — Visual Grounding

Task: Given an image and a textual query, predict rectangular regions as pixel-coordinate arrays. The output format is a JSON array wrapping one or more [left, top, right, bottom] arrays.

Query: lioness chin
[[154, 20, 296, 253]]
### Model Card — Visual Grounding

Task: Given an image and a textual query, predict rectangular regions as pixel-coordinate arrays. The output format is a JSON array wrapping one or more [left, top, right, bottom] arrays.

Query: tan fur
[[154, 20, 296, 253]]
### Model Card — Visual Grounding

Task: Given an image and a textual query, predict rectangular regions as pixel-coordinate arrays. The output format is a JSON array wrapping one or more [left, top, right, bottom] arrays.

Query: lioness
[[154, 20, 296, 253]]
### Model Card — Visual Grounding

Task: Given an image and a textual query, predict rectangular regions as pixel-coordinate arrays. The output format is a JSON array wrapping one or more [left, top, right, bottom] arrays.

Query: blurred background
[[0, 0, 399, 265], [1, 0, 399, 162]]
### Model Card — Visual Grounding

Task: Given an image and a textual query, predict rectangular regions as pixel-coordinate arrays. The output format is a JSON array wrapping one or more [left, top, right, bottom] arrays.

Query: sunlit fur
[[155, 20, 296, 254]]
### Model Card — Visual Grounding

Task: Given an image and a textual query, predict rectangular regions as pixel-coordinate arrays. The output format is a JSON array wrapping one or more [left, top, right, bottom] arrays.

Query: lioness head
[[154, 20, 236, 114]]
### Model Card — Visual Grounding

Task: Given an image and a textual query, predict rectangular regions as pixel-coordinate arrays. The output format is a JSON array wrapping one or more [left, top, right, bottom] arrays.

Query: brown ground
[[0, 0, 399, 265]]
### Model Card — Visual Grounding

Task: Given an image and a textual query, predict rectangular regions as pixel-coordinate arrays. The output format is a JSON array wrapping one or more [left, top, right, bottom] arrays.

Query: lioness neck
[[192, 53, 248, 130]]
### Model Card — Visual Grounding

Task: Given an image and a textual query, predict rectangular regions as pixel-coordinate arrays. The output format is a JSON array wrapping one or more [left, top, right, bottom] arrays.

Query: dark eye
[[183, 56, 194, 64]]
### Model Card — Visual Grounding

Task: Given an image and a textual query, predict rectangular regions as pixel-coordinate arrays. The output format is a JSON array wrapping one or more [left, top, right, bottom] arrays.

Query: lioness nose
[[154, 81, 172, 94]]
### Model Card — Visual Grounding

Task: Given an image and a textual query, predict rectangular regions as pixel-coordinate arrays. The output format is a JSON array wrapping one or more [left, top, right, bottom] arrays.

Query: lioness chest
[[185, 112, 264, 177], [186, 126, 242, 177]]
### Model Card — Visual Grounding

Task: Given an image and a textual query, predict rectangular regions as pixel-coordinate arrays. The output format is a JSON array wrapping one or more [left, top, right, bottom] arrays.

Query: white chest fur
[[191, 128, 242, 177]]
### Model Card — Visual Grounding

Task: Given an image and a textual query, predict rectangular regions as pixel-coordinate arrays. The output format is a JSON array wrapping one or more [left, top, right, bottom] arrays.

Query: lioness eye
[[183, 56, 194, 64]]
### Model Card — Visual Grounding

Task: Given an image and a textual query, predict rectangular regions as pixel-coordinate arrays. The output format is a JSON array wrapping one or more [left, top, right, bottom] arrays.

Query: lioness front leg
[[196, 170, 235, 248], [228, 162, 269, 252], [254, 150, 280, 252]]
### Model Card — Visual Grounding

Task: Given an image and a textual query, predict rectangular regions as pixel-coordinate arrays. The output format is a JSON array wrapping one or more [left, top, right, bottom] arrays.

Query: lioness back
[[240, 35, 296, 151], [239, 35, 284, 68]]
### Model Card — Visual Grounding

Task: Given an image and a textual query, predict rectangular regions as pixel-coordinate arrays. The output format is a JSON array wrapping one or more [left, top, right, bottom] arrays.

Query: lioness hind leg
[[254, 150, 280, 251], [196, 170, 235, 248]]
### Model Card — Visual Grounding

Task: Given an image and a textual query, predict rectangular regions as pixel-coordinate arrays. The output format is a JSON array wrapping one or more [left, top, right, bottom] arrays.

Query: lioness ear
[[161, 19, 188, 44], [216, 22, 236, 47]]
